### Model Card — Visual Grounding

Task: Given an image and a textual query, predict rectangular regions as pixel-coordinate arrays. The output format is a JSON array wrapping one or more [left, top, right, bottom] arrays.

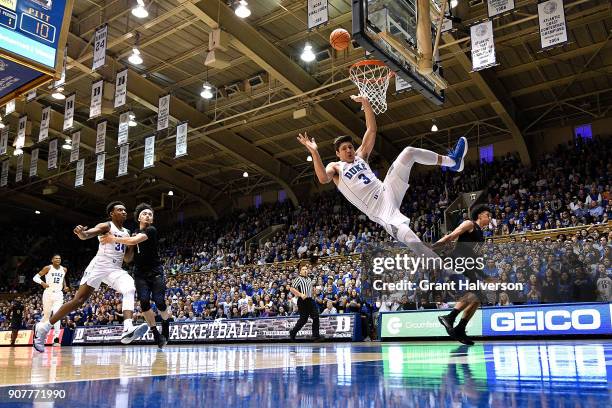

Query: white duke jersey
[[337, 156, 383, 216], [94, 222, 129, 265], [45, 265, 65, 291]]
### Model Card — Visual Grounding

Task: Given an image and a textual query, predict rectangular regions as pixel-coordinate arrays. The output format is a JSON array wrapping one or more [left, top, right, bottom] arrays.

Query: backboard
[[352, 0, 447, 105]]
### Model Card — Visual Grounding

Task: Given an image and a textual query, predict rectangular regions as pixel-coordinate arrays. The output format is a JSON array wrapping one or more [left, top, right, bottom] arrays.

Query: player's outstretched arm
[[297, 132, 336, 184], [73, 222, 111, 240], [433, 221, 474, 247], [100, 233, 148, 246], [353, 95, 376, 161]]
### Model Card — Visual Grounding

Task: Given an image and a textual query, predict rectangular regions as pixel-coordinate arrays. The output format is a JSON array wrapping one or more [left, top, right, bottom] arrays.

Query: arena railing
[[490, 221, 611, 243]]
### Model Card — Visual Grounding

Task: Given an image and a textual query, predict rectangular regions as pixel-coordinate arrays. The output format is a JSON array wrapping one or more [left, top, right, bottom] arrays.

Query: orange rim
[[350, 59, 395, 84]]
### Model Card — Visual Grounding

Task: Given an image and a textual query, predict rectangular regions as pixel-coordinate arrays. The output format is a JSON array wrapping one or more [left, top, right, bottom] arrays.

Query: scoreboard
[[0, 0, 73, 105]]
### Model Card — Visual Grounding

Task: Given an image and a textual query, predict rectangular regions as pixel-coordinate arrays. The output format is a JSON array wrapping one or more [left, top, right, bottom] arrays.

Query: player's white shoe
[[33, 322, 51, 353], [120, 323, 149, 344]]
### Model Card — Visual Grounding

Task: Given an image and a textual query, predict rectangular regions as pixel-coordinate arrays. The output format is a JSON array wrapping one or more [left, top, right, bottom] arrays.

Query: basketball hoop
[[349, 60, 394, 115]]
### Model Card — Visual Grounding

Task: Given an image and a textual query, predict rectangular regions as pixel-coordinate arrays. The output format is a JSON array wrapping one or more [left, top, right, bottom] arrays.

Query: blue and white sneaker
[[33, 322, 51, 353], [446, 136, 468, 172], [120, 323, 149, 345]]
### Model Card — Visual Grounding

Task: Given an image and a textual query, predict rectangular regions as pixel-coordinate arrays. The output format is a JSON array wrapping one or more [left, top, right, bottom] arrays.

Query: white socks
[[398, 147, 455, 168]]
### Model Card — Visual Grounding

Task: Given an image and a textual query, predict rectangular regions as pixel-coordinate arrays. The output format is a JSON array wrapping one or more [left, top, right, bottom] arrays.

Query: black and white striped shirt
[[292, 276, 314, 298]]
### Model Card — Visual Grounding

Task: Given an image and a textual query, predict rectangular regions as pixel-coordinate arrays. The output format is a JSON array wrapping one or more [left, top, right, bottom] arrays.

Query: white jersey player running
[[297, 94, 467, 258], [33, 254, 69, 346], [33, 201, 148, 353]]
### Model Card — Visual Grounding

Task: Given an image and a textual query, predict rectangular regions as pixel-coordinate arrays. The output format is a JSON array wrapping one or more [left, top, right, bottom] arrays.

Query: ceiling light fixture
[[51, 87, 66, 100], [235, 1, 251, 18], [131, 0, 149, 18], [200, 83, 214, 99], [300, 43, 316, 62], [128, 48, 143, 65], [62, 138, 72, 150], [243, 171, 249, 178]]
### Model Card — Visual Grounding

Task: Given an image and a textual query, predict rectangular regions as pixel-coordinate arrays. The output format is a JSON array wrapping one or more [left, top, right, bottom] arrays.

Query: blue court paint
[[1, 340, 610, 407]]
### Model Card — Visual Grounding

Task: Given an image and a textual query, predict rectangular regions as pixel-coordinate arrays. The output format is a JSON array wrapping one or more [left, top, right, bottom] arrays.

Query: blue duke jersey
[[95, 221, 130, 265], [336, 156, 383, 216]]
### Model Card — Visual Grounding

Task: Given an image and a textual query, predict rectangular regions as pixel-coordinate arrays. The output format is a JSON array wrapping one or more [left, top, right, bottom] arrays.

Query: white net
[[349, 60, 394, 115]]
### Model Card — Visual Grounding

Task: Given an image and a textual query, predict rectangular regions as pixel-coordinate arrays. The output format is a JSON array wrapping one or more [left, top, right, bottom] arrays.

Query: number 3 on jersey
[[115, 243, 126, 252], [358, 174, 371, 184]]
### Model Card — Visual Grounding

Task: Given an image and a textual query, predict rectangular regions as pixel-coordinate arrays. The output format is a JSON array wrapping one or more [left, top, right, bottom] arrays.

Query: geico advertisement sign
[[483, 304, 612, 336], [381, 310, 483, 338]]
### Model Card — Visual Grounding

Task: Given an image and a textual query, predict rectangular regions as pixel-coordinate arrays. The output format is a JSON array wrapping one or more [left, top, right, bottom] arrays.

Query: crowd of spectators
[[0, 138, 611, 334]]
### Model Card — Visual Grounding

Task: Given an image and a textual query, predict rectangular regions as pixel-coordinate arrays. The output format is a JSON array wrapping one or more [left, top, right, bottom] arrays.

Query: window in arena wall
[[254, 194, 262, 208], [278, 190, 286, 202], [574, 124, 593, 141], [479, 144, 494, 164]]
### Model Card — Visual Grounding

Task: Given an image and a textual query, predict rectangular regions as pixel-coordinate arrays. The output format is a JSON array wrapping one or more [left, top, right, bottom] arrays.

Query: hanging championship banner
[[89, 80, 104, 119], [39, 106, 50, 142], [5, 99, 15, 114], [96, 121, 107, 154], [26, 89, 37, 102], [29, 148, 38, 177], [143, 135, 155, 169], [175, 122, 188, 158], [70, 131, 80, 163], [307, 0, 328, 30], [54, 48, 67, 89], [114, 69, 128, 108], [48, 139, 58, 170], [95, 153, 105, 182], [75, 158, 85, 187], [118, 144, 129, 177], [15, 153, 23, 182], [16, 115, 26, 150], [0, 127, 7, 155], [470, 20, 496, 71], [92, 25, 108, 71], [157, 94, 170, 131], [0, 160, 8, 187], [538, 0, 568, 50], [487, 0, 514, 18], [63, 93, 75, 131], [118, 112, 129, 145]]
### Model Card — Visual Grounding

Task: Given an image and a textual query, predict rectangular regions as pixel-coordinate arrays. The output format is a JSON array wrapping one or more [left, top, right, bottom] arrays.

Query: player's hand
[[350, 94, 370, 106], [42, 283, 49, 289], [100, 234, 115, 245], [297, 132, 317, 151], [74, 225, 88, 239]]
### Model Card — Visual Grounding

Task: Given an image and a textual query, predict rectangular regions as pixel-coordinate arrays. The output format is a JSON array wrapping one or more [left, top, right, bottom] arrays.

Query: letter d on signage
[[336, 316, 351, 332]]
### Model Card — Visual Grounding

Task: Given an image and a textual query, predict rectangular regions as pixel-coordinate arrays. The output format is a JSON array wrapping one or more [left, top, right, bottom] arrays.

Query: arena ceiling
[[2, 0, 611, 220]]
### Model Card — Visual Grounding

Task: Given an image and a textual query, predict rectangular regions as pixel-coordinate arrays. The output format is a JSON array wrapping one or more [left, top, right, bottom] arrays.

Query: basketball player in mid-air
[[101, 203, 171, 349], [33, 201, 148, 352], [435, 205, 491, 345], [33, 254, 69, 345], [297, 94, 467, 258]]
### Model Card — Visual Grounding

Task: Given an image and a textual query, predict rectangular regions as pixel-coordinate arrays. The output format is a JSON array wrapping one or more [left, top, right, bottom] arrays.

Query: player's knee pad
[[153, 296, 167, 312]]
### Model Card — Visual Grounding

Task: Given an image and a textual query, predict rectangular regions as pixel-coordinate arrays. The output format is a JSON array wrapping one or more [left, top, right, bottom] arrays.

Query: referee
[[288, 263, 321, 341]]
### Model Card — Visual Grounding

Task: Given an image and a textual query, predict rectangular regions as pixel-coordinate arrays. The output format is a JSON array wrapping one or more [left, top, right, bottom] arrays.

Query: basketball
[[330, 28, 351, 51]]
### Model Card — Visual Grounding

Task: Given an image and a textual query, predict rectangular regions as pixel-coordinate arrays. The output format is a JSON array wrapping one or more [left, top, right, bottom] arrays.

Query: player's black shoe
[[152, 329, 167, 349], [438, 315, 455, 337], [452, 327, 475, 346], [161, 319, 170, 340]]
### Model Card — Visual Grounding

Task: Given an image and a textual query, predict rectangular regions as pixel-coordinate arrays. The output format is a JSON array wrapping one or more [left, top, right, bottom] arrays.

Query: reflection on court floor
[[0, 340, 610, 407]]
